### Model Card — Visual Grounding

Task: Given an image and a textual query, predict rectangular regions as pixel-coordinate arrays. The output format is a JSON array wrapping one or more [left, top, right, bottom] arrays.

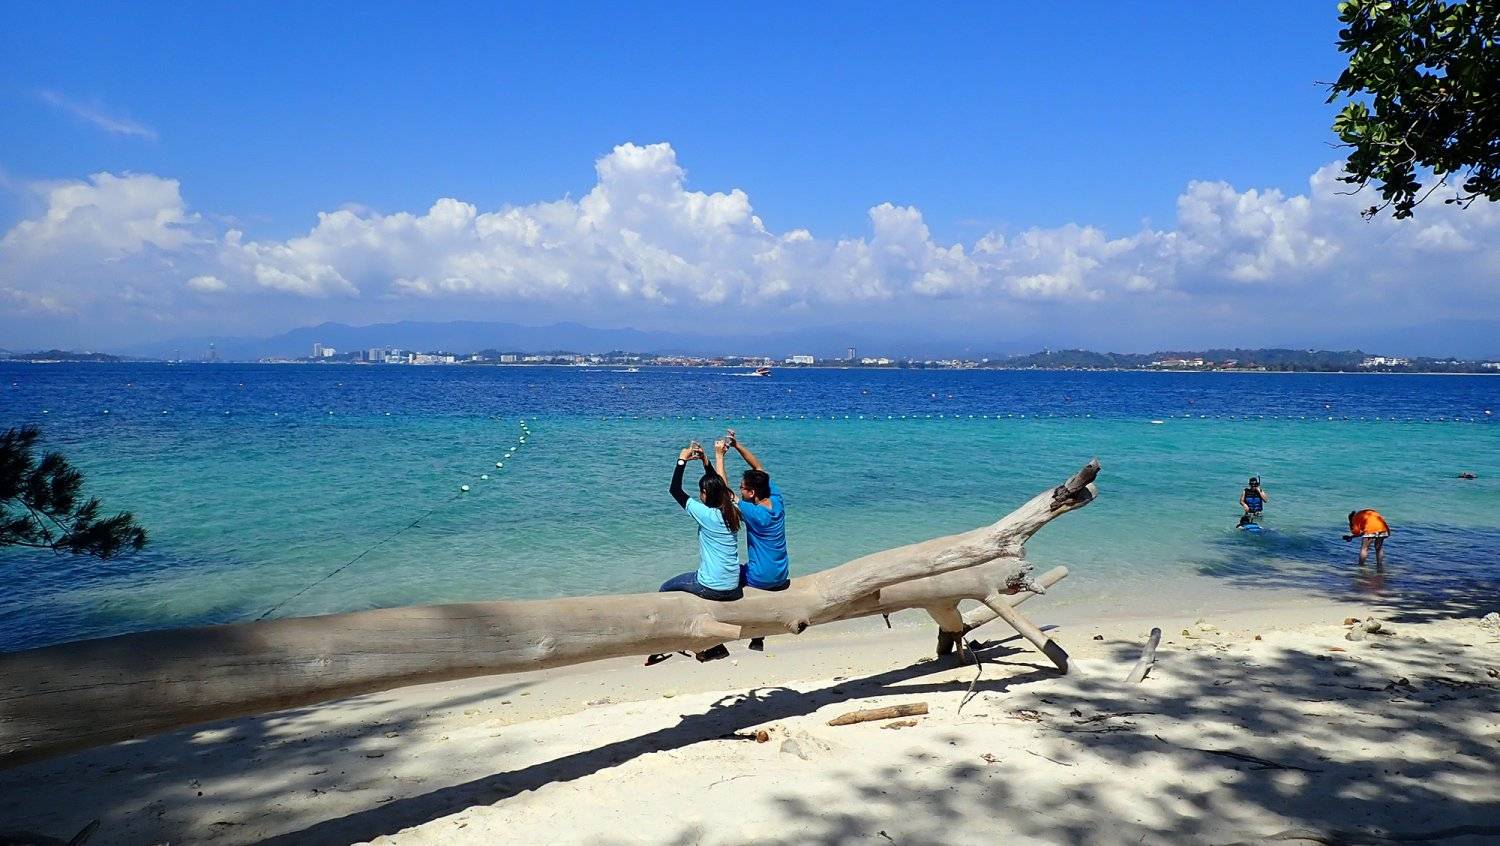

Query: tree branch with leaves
[[1, 425, 147, 559], [1327, 0, 1500, 219]]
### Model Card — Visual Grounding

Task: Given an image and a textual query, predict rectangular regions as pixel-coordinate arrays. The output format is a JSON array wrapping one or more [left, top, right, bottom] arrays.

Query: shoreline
[[8, 359, 1500, 375], [3, 582, 1495, 845]]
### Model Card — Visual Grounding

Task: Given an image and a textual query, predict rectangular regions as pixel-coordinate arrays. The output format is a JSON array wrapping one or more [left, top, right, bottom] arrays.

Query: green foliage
[[0, 350, 122, 362], [1328, 0, 1500, 218], [0, 425, 147, 559]]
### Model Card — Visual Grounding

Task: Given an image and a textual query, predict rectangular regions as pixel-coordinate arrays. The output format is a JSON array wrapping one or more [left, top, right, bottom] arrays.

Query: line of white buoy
[[463, 419, 531, 493], [256, 418, 536, 619]]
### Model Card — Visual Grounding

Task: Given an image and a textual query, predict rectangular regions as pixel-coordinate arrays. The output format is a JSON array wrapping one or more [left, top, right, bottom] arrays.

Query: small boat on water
[[734, 366, 772, 377]]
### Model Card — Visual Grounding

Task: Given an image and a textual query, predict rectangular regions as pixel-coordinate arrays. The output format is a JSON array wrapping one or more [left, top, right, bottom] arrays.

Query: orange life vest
[[1350, 510, 1389, 535]]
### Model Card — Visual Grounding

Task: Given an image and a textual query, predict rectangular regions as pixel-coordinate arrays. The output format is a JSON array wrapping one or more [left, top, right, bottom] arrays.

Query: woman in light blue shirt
[[647, 442, 743, 665], [660, 442, 743, 600]]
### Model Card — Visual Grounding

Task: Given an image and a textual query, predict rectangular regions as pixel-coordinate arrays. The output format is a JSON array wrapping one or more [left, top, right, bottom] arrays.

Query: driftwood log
[[827, 702, 929, 726], [0, 459, 1099, 768]]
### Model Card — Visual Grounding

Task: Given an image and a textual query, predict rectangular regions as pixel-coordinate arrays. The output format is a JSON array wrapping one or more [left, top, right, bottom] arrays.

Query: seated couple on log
[[649, 431, 790, 664]]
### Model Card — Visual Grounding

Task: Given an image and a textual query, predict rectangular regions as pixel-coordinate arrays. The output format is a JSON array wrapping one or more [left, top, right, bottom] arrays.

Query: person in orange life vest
[[1342, 509, 1390, 566]]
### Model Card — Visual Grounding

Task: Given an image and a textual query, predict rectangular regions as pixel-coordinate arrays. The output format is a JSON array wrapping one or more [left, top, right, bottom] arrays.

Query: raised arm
[[731, 432, 766, 473], [714, 439, 731, 486], [692, 440, 715, 479], [669, 446, 693, 508]]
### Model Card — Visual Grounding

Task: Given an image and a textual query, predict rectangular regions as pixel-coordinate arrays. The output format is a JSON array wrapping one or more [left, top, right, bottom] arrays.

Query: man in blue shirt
[[715, 431, 790, 651]]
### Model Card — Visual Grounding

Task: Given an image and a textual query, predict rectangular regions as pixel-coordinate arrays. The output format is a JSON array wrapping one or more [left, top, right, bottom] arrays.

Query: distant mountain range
[[16, 316, 1498, 363], [123, 320, 1009, 361]]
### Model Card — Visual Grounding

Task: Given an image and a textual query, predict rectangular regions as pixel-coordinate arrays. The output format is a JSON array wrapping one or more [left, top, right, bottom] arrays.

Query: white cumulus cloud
[[1, 172, 195, 258], [2, 143, 1499, 347]]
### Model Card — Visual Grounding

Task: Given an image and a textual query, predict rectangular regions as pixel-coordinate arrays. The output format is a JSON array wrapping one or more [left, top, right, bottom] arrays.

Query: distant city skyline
[[3, 3, 1498, 356], [9, 312, 1500, 363], [12, 338, 1497, 375]]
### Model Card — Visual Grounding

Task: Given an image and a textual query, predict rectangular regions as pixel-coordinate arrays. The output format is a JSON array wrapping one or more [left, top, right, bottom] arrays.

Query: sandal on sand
[[645, 651, 695, 667], [695, 644, 731, 662]]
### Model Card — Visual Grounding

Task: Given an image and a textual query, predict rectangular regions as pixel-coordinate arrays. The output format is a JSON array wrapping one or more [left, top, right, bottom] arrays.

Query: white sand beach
[[3, 591, 1497, 846]]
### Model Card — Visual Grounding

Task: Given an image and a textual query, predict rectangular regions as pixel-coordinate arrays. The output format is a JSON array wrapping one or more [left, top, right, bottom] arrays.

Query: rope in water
[[254, 419, 532, 622], [254, 496, 458, 621]]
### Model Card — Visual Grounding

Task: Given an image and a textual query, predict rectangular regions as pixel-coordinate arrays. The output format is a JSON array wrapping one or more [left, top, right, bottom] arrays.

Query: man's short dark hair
[[742, 469, 771, 500]]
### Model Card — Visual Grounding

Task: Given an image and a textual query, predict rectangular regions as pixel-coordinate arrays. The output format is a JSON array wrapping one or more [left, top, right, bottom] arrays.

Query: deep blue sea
[[2, 363, 1497, 652]]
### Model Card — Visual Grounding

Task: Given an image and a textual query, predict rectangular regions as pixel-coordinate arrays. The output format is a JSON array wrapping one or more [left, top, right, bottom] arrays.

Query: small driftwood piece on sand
[[828, 702, 929, 726], [1125, 627, 1163, 683], [1, 459, 1099, 768]]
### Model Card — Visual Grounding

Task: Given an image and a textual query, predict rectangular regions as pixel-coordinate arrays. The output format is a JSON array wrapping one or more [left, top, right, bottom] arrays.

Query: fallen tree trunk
[[0, 459, 1099, 768]]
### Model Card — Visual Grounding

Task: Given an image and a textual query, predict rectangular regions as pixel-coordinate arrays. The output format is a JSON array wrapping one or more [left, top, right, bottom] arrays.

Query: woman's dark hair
[[700, 472, 741, 533]]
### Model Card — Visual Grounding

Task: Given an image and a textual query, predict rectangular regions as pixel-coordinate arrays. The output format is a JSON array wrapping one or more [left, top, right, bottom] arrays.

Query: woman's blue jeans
[[659, 571, 743, 601]]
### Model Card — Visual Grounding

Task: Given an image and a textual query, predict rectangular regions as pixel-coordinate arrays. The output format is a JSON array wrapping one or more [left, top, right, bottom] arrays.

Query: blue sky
[[3, 2, 1498, 355]]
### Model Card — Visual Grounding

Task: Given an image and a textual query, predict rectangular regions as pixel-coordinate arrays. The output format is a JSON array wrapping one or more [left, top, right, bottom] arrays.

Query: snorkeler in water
[[1240, 477, 1268, 520]]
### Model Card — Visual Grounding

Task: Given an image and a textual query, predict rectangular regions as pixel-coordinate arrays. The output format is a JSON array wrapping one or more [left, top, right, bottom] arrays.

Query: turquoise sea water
[[2, 364, 1497, 651]]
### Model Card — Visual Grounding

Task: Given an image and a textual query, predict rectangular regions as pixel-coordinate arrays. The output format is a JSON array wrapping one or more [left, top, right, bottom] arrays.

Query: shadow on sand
[[2, 610, 1497, 844], [595, 635, 1500, 846]]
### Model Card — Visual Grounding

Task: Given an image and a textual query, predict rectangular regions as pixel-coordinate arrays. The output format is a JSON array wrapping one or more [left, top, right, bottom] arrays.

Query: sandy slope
[[2, 601, 1497, 845]]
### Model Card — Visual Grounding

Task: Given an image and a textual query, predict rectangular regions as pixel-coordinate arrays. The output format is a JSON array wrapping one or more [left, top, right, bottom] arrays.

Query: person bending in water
[[1343, 509, 1390, 565], [716, 430, 790, 652], [1240, 476, 1268, 520], [647, 442, 743, 665]]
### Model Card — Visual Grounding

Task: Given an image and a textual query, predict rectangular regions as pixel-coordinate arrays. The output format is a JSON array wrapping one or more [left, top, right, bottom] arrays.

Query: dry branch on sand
[[0, 460, 1100, 768], [1126, 628, 1163, 683], [827, 703, 929, 726]]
